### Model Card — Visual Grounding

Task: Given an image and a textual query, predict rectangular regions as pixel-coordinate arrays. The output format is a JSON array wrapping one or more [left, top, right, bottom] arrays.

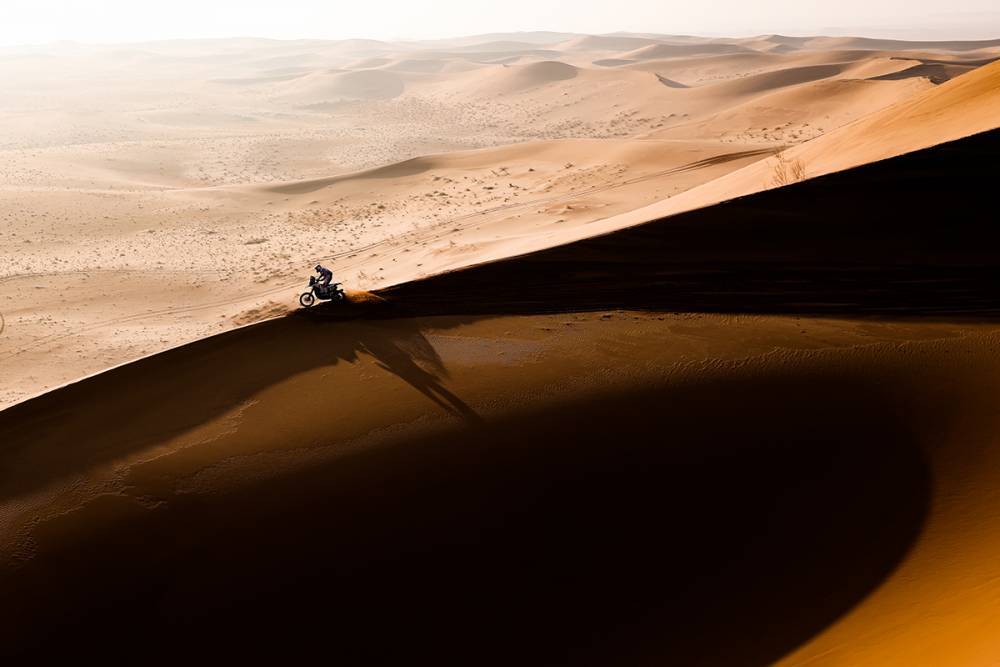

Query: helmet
[[314, 264, 322, 272]]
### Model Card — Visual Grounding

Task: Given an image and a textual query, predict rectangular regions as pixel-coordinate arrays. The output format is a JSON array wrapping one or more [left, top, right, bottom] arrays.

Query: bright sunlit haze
[[3, 0, 1000, 45]]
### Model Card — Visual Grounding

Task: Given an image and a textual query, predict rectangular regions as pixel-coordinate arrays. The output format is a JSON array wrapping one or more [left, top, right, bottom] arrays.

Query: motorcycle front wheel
[[299, 292, 316, 308]]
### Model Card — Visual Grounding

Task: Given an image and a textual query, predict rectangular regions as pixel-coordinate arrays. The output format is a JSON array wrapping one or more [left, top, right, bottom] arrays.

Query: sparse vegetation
[[769, 154, 807, 188]]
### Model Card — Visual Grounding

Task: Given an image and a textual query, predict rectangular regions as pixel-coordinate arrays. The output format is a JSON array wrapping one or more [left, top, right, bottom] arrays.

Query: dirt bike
[[299, 277, 345, 308]]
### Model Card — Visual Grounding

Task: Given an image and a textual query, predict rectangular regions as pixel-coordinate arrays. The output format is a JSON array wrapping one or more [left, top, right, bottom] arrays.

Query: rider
[[314, 264, 334, 289]]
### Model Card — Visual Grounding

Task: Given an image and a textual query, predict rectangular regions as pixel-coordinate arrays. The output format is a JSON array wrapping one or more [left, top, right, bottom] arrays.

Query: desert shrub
[[770, 154, 807, 188]]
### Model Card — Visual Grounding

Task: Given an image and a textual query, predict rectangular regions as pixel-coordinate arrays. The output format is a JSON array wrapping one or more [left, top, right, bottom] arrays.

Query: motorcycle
[[300, 276, 345, 308]]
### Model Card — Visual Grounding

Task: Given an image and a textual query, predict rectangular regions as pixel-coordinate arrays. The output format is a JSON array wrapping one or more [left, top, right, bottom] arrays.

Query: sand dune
[[6, 308, 983, 664], [732, 34, 814, 51], [345, 55, 393, 69], [698, 63, 850, 96], [869, 59, 981, 84], [382, 128, 1000, 315], [619, 42, 756, 59], [238, 136, 768, 204], [3, 34, 995, 407], [186, 136, 772, 288], [276, 68, 407, 102], [624, 47, 992, 83], [717, 34, 1000, 53], [4, 31, 1000, 664], [651, 75, 932, 145], [810, 35, 1000, 52], [378, 58, 450, 73], [622, 51, 786, 81], [591, 58, 636, 67], [556, 34, 666, 52], [794, 56, 1000, 165], [472, 60, 580, 94], [2, 121, 1000, 663], [601, 57, 1000, 237]]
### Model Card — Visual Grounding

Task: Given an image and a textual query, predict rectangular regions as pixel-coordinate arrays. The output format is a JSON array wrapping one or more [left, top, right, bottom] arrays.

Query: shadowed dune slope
[[382, 127, 1000, 317], [699, 63, 848, 97], [0, 311, 935, 665]]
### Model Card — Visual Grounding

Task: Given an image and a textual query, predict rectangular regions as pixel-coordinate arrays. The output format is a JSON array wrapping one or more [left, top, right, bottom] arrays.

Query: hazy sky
[[4, 0, 1000, 46]]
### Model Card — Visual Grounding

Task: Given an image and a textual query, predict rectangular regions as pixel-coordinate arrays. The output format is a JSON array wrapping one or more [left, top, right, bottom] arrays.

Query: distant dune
[[698, 63, 849, 96], [810, 35, 1000, 52], [345, 55, 392, 69], [277, 68, 406, 102], [614, 57, 1000, 236], [556, 34, 666, 52], [378, 58, 449, 73], [621, 42, 757, 59], [478, 60, 580, 93]]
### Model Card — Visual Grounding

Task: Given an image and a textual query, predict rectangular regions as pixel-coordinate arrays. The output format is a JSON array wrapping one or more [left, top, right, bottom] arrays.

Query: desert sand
[[3, 33, 995, 405], [2, 31, 1000, 663]]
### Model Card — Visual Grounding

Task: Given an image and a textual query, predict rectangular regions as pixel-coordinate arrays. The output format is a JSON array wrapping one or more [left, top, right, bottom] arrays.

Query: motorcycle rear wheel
[[299, 292, 316, 308]]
